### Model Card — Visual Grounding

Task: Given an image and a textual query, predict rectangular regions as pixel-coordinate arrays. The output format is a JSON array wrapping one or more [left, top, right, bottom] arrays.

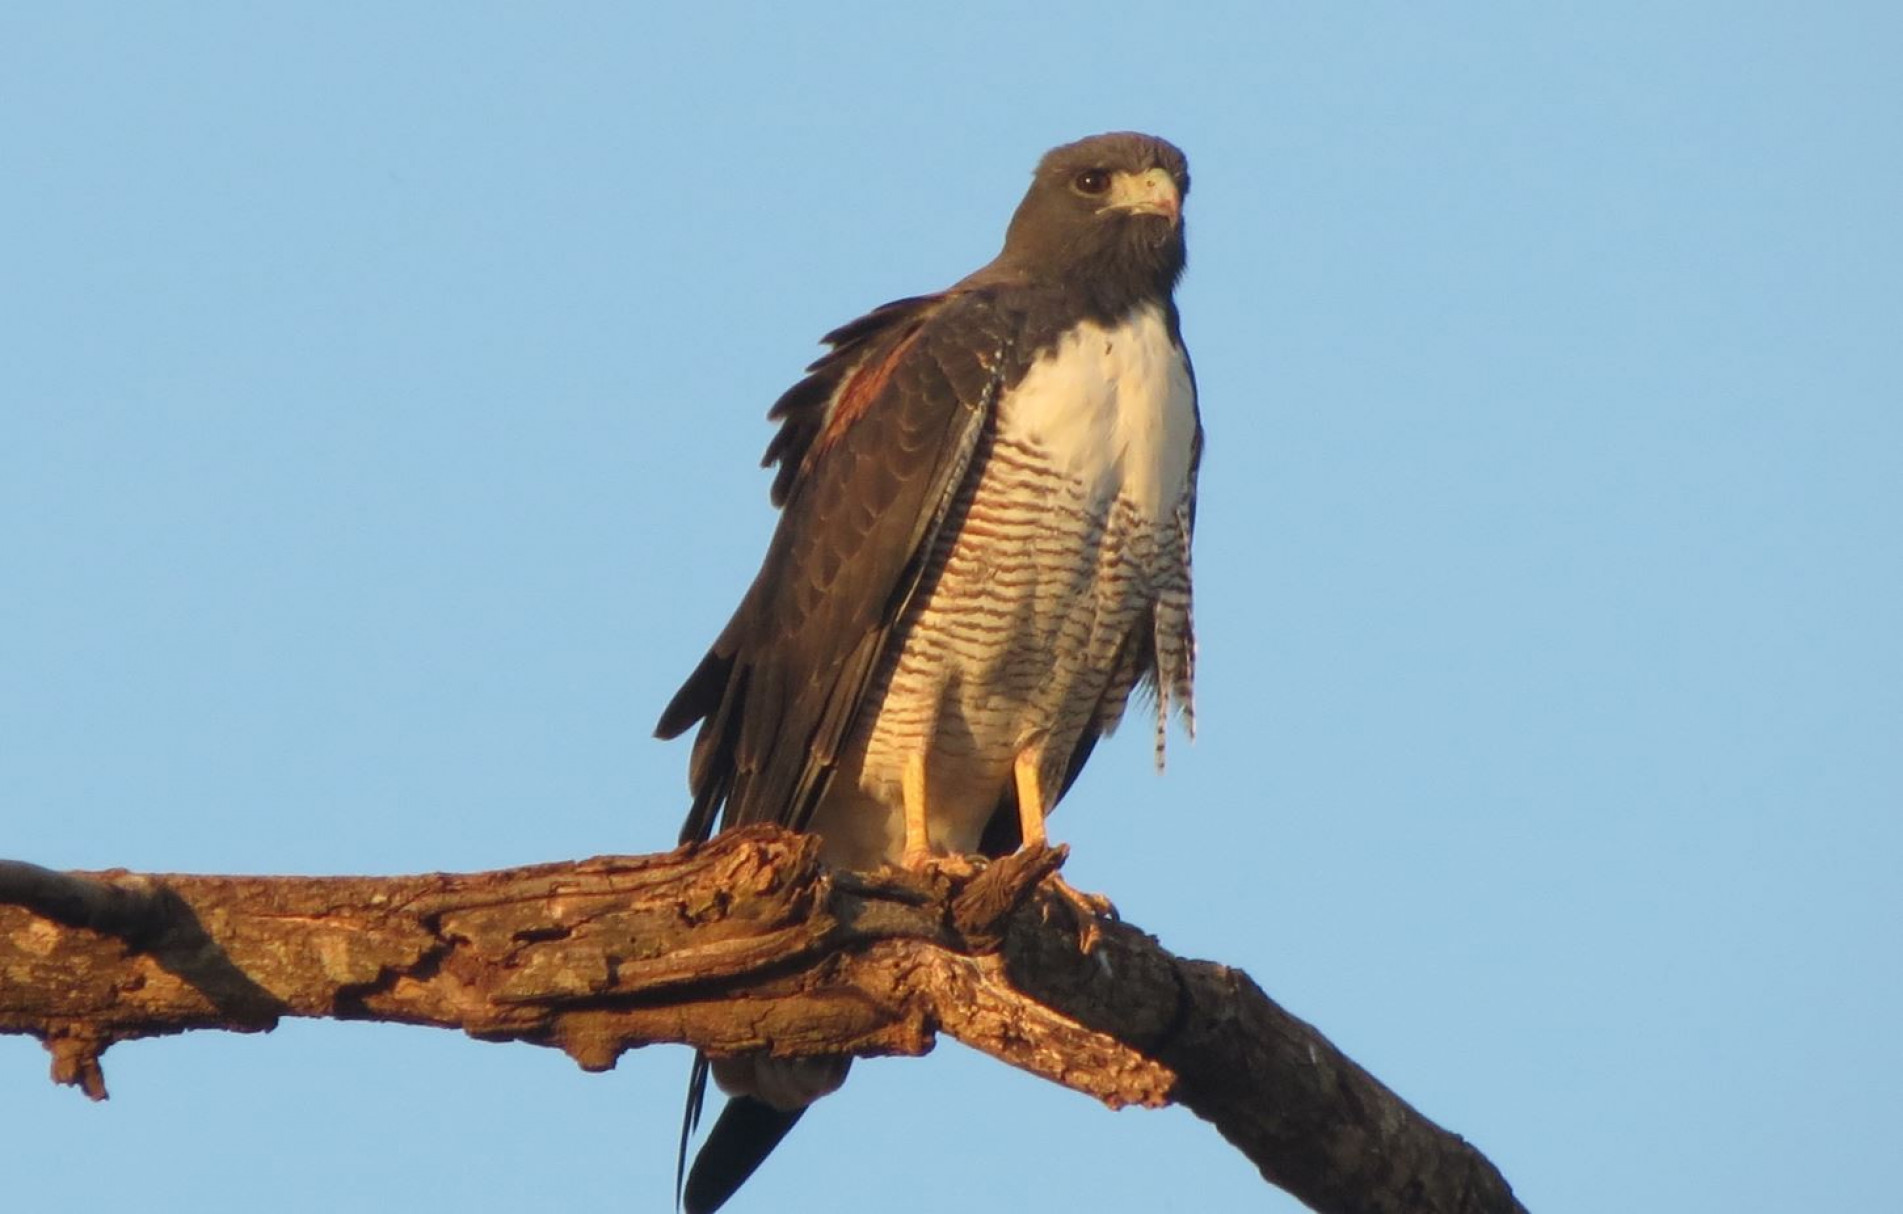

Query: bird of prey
[[656, 131, 1200, 1214]]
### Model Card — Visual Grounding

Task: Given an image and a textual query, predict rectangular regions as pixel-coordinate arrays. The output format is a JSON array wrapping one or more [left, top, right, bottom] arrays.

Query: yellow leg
[[1015, 746, 1114, 948], [1014, 751, 1048, 850], [901, 753, 932, 869]]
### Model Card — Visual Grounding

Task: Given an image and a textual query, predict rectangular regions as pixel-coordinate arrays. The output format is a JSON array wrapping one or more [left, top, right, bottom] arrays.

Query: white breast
[[808, 301, 1199, 872], [999, 300, 1197, 520]]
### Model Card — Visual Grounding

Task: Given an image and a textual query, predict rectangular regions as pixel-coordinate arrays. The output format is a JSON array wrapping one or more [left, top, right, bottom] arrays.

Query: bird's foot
[[1044, 873, 1117, 953], [898, 849, 983, 879]]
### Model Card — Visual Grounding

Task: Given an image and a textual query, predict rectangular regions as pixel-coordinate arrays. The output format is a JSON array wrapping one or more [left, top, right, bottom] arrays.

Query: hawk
[[656, 131, 1199, 1214]]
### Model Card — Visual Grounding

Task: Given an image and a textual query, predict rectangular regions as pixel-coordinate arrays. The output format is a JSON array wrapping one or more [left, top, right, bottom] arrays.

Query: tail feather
[[676, 1054, 712, 1209], [678, 1052, 852, 1211], [681, 1095, 807, 1214]]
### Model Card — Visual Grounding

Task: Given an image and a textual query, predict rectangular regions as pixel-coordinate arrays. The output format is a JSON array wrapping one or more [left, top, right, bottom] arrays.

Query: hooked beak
[[1107, 166, 1181, 225]]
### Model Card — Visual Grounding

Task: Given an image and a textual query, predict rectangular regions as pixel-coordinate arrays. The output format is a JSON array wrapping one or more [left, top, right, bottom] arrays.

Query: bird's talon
[[937, 854, 984, 880], [898, 851, 983, 880], [1046, 874, 1115, 952]]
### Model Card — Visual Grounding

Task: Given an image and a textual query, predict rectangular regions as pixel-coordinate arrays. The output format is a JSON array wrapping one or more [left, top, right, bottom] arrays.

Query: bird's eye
[[1072, 168, 1112, 196]]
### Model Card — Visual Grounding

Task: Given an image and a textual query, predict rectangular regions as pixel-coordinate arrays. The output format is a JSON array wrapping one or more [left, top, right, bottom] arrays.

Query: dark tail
[[679, 1084, 807, 1214], [676, 1054, 713, 1209]]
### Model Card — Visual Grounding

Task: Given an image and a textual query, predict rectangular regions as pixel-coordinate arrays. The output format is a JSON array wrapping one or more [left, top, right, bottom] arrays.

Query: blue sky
[[4, 5, 1899, 1211]]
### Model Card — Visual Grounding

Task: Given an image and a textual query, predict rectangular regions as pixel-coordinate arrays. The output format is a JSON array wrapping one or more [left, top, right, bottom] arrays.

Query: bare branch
[[0, 828, 1523, 1214]]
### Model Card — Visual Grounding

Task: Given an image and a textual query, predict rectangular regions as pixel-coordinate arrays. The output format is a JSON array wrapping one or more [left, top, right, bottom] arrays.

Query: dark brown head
[[973, 132, 1190, 317]]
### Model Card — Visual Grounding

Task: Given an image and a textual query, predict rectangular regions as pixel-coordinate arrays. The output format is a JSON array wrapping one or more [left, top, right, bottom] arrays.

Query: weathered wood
[[0, 827, 1523, 1214]]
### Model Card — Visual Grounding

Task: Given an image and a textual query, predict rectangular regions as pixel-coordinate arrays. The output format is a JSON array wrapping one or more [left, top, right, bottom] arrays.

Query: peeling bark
[[0, 829, 1523, 1214]]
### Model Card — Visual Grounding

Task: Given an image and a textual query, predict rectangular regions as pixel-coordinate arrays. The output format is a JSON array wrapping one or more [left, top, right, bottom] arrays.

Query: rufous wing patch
[[812, 326, 927, 452]]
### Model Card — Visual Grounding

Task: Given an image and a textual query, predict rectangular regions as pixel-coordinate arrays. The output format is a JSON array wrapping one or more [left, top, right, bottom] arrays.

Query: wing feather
[[660, 290, 1012, 841], [760, 293, 943, 506]]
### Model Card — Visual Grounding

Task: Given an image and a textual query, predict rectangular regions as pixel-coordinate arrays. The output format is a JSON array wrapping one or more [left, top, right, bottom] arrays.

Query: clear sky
[[4, 5, 1898, 1212]]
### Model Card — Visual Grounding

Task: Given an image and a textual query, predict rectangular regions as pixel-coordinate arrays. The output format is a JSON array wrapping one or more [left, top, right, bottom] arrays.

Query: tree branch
[[0, 828, 1523, 1214]]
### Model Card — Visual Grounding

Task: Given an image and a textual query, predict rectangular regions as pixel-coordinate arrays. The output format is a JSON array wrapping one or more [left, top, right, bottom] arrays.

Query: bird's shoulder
[[756, 281, 1097, 508]]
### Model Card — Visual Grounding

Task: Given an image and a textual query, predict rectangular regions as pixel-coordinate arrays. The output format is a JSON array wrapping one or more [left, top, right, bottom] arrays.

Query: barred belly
[[806, 303, 1197, 870], [808, 433, 1193, 869]]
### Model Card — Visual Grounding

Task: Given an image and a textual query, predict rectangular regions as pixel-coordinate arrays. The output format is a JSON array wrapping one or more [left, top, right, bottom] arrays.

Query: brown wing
[[657, 289, 1017, 843], [758, 293, 942, 506]]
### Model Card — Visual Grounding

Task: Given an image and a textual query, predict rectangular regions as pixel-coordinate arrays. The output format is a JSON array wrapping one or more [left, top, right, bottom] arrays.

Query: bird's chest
[[827, 306, 1195, 858], [914, 306, 1193, 693], [992, 301, 1197, 521]]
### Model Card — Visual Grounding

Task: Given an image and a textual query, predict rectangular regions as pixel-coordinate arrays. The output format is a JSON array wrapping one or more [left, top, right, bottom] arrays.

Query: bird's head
[[987, 132, 1190, 309]]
